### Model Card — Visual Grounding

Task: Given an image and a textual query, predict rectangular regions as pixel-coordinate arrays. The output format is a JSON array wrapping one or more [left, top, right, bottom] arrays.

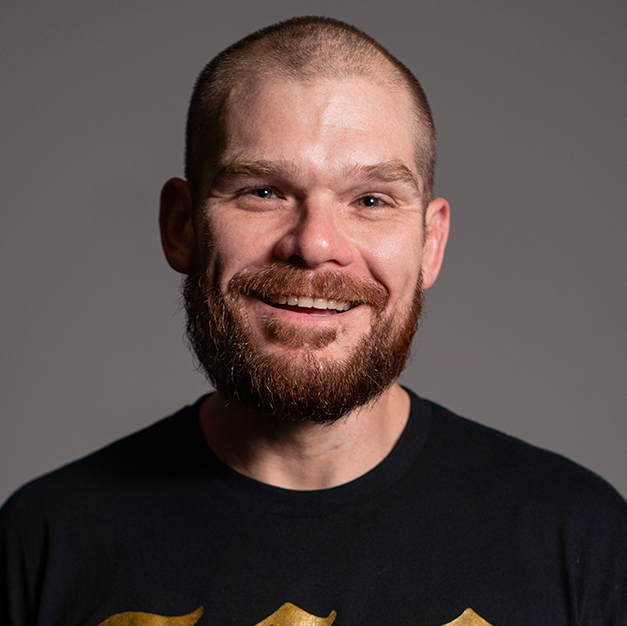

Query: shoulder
[[0, 397, 208, 533], [418, 395, 627, 529], [413, 395, 627, 613]]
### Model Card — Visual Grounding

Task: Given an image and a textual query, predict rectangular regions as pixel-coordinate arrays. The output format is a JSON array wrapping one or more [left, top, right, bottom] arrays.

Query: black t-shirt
[[2, 391, 626, 626]]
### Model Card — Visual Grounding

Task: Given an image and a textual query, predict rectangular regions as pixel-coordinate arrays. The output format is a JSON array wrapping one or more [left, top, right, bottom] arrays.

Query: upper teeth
[[271, 295, 352, 311]]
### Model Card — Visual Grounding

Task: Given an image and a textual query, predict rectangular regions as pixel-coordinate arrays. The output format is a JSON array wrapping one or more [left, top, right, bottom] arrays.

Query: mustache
[[227, 265, 389, 313]]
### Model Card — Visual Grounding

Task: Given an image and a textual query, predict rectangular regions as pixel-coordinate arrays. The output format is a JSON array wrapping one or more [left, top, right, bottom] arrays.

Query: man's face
[[182, 75, 448, 420]]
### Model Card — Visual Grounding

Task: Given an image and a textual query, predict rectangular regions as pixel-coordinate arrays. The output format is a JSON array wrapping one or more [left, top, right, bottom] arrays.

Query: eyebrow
[[210, 159, 299, 190], [345, 161, 421, 196], [210, 157, 421, 196]]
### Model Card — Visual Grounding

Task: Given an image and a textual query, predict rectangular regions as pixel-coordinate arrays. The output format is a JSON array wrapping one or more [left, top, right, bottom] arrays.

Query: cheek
[[360, 231, 423, 302], [203, 213, 284, 286]]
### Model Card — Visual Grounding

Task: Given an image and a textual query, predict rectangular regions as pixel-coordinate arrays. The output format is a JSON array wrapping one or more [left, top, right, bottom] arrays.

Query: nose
[[273, 196, 355, 268]]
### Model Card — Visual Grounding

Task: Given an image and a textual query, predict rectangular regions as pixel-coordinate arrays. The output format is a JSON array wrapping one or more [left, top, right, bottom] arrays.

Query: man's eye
[[250, 188, 276, 199], [357, 195, 384, 208]]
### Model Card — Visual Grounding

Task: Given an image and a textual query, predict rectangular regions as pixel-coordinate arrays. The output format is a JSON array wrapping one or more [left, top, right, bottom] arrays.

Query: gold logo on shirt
[[253, 602, 336, 625], [99, 606, 203, 626], [441, 608, 494, 626], [98, 604, 491, 625], [96, 603, 336, 626]]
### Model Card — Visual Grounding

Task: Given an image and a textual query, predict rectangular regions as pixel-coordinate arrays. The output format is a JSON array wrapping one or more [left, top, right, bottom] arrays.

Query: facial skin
[[161, 74, 449, 421]]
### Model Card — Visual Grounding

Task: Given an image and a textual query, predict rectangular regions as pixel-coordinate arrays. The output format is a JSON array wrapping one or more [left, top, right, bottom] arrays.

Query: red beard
[[183, 262, 422, 422]]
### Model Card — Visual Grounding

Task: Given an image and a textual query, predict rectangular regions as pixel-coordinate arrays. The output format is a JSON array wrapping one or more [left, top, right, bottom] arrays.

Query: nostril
[[285, 253, 314, 268]]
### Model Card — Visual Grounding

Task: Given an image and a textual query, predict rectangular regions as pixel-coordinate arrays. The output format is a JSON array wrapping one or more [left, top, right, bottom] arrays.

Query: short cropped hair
[[185, 16, 436, 206]]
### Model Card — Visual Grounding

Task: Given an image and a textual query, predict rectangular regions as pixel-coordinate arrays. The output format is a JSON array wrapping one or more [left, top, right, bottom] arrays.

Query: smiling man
[[2, 16, 627, 626], [159, 42, 448, 487]]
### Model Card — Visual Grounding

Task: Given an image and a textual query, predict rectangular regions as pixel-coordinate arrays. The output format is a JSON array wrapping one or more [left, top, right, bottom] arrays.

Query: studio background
[[1, 0, 625, 503]]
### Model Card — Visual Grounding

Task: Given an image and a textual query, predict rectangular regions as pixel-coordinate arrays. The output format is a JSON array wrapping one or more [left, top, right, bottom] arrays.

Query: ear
[[420, 197, 450, 290], [159, 177, 195, 274]]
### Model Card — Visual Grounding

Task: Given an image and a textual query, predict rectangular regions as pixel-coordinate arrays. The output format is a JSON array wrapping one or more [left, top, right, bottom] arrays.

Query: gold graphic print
[[440, 608, 494, 626], [254, 603, 336, 626], [98, 603, 492, 626], [98, 606, 203, 626]]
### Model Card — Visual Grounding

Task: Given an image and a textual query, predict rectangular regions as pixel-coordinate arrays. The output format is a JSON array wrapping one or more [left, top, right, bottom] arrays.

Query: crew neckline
[[183, 388, 433, 518]]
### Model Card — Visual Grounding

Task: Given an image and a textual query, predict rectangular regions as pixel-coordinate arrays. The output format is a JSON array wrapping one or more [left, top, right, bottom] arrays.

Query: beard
[[183, 261, 423, 423]]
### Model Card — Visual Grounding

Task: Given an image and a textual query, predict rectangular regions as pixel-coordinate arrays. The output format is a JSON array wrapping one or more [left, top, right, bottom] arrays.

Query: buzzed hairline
[[185, 17, 436, 209]]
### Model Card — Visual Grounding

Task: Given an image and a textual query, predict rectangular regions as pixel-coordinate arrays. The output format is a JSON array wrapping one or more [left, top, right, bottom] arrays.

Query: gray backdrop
[[1, 0, 626, 504]]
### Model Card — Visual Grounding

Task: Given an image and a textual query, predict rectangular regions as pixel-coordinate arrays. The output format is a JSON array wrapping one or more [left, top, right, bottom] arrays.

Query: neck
[[199, 383, 410, 490]]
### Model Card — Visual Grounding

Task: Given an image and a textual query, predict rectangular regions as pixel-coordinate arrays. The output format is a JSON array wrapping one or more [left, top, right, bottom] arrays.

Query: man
[[1, 16, 626, 626]]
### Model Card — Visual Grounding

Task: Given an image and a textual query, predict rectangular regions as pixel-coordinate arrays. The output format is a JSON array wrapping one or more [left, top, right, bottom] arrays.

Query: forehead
[[220, 75, 418, 174]]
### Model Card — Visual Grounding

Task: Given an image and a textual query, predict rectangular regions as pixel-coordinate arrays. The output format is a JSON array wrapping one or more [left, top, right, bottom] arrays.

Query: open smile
[[258, 293, 358, 315]]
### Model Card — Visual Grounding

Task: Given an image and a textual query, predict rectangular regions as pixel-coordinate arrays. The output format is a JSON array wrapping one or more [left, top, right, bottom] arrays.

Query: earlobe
[[159, 177, 195, 274], [421, 197, 450, 290]]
